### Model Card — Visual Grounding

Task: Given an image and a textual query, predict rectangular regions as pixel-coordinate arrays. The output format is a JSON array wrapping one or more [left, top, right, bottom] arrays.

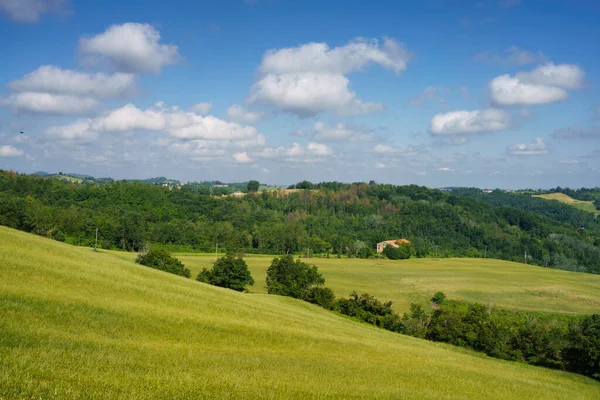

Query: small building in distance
[[377, 239, 411, 254], [231, 191, 245, 197]]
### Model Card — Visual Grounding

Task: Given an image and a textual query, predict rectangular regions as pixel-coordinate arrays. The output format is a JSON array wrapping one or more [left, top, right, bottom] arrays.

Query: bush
[[196, 255, 254, 292], [335, 292, 404, 332], [563, 314, 600, 379], [266, 255, 325, 299], [383, 243, 415, 260], [304, 286, 336, 309], [135, 249, 190, 278], [431, 291, 446, 305]]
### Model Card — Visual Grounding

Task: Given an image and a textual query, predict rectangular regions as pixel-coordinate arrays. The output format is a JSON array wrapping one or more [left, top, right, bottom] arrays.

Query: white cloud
[[249, 37, 409, 116], [232, 152, 252, 164], [430, 109, 511, 135], [0, 0, 65, 22], [508, 137, 548, 156], [312, 122, 375, 142], [44, 103, 265, 143], [409, 86, 448, 107], [438, 167, 455, 172], [79, 23, 180, 74], [260, 37, 411, 75], [474, 46, 546, 65], [374, 162, 386, 168], [2, 92, 98, 114], [45, 119, 99, 141], [307, 142, 332, 156], [0, 145, 24, 157], [489, 63, 584, 107], [552, 125, 600, 139], [373, 144, 419, 156], [9, 65, 135, 98], [227, 104, 264, 123], [249, 72, 384, 116], [191, 102, 213, 115]]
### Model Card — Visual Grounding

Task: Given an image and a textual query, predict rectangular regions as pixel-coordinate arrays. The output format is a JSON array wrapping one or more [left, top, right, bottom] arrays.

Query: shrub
[[431, 291, 446, 305], [196, 255, 254, 292], [563, 314, 600, 379], [304, 286, 335, 309], [136, 249, 190, 278], [383, 243, 415, 260], [266, 255, 325, 299]]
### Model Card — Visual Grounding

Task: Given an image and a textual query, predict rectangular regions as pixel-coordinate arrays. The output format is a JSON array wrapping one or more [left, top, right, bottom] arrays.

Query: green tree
[[304, 286, 336, 309], [563, 314, 600, 379], [247, 180, 260, 192], [594, 199, 600, 211], [197, 255, 254, 292], [135, 249, 190, 278], [266, 255, 325, 299]]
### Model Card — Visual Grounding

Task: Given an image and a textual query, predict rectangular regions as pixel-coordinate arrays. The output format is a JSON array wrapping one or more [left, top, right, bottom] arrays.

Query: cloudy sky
[[0, 0, 599, 188]]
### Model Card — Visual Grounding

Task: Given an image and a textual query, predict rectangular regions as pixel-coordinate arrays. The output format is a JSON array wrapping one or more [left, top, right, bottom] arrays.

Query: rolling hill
[[533, 193, 599, 216], [1, 226, 599, 399]]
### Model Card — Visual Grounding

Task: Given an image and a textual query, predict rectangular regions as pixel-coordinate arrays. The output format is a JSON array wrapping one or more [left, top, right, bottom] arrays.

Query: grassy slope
[[533, 193, 599, 216], [144, 254, 600, 315], [2, 226, 599, 399]]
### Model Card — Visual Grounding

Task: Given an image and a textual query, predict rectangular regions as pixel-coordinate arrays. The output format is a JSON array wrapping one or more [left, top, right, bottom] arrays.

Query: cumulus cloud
[[507, 137, 548, 156], [257, 142, 332, 162], [474, 46, 546, 65], [373, 144, 419, 156], [2, 92, 98, 114], [227, 104, 265, 123], [232, 152, 252, 164], [260, 37, 411, 75], [249, 72, 384, 117], [9, 66, 136, 98], [430, 109, 512, 135], [44, 103, 264, 143], [0, 0, 66, 22], [249, 37, 409, 116], [552, 125, 600, 139], [79, 23, 180, 74], [0, 144, 24, 157], [191, 102, 213, 115], [489, 63, 584, 106], [311, 122, 375, 142]]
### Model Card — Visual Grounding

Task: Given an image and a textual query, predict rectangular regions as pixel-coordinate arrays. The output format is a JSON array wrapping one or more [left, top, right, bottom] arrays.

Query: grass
[[2, 226, 600, 399], [107, 251, 600, 315], [533, 192, 599, 216]]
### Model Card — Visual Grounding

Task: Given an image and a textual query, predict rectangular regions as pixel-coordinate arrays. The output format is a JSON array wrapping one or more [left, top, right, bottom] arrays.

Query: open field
[[106, 251, 600, 315], [2, 225, 600, 399], [533, 192, 599, 215]]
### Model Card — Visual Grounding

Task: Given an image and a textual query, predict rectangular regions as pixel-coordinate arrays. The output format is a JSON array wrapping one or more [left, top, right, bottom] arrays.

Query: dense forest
[[1, 170, 599, 274]]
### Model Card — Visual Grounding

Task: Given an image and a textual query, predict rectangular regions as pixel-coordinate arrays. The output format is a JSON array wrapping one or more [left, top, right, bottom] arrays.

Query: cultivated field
[[533, 192, 599, 215], [107, 251, 600, 315], [2, 225, 600, 399]]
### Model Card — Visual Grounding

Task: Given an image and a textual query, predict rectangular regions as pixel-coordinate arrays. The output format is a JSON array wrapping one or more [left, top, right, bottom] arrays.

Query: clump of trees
[[135, 249, 191, 278], [196, 255, 254, 292], [383, 242, 415, 260], [266, 255, 326, 299]]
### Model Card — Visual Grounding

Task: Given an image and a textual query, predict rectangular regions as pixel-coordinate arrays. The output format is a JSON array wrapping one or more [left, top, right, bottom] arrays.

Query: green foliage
[[431, 291, 446, 304], [383, 243, 415, 260], [247, 180, 260, 192], [266, 255, 325, 299], [135, 249, 191, 278], [595, 199, 600, 210], [564, 314, 600, 379], [335, 292, 404, 333], [196, 255, 254, 292], [303, 286, 336, 309]]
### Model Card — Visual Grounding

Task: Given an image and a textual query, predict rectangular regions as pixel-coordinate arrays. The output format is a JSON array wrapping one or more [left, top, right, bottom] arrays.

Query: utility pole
[[94, 228, 98, 252], [524, 249, 528, 264], [484, 245, 487, 259]]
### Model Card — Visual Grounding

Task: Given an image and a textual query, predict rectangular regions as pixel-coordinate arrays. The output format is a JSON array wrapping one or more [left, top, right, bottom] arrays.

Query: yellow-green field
[[106, 251, 600, 315], [2, 226, 600, 399], [533, 192, 599, 215]]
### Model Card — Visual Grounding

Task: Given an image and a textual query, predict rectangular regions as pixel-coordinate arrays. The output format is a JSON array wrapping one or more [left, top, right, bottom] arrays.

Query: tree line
[[1, 170, 599, 273]]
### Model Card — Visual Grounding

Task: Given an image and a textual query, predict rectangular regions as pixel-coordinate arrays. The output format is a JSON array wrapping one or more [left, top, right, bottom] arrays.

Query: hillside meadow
[[533, 193, 599, 216], [106, 251, 600, 315], [2, 225, 600, 399]]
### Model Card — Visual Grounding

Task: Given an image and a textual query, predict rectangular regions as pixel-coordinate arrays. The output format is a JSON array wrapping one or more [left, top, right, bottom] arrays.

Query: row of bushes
[[136, 249, 599, 381]]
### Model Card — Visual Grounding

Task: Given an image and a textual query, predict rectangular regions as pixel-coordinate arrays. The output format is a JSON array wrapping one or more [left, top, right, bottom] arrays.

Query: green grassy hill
[[533, 193, 599, 216], [107, 252, 600, 315], [2, 226, 600, 399]]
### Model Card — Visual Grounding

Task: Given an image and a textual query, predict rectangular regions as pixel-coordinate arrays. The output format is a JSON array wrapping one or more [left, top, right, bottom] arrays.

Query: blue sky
[[0, 0, 599, 188]]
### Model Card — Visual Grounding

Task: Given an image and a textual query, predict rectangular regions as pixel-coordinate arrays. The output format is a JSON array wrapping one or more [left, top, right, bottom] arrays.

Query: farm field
[[2, 225, 600, 399], [533, 192, 599, 216], [107, 251, 600, 315]]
